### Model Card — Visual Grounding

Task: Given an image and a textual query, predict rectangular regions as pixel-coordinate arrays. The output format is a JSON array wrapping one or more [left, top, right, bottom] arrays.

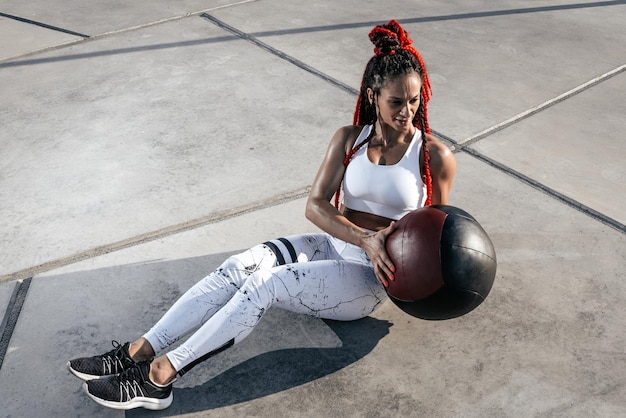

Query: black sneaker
[[83, 359, 173, 410], [67, 341, 136, 380]]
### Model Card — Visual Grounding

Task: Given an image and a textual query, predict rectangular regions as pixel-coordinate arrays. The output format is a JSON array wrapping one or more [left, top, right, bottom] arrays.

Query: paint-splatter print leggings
[[143, 233, 387, 373]]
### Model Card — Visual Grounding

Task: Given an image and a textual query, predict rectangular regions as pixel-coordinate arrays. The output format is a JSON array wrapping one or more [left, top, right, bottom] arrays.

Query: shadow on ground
[[129, 316, 391, 417], [30, 250, 391, 416]]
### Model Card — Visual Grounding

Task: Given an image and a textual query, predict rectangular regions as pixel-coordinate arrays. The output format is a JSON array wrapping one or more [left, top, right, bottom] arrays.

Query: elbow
[[305, 197, 317, 223], [305, 196, 329, 226]]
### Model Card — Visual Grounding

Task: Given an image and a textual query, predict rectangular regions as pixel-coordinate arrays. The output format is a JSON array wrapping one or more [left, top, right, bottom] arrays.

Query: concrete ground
[[1, 0, 625, 416]]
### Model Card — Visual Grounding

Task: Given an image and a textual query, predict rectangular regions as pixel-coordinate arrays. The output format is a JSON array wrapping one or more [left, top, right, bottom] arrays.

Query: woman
[[67, 20, 456, 411]]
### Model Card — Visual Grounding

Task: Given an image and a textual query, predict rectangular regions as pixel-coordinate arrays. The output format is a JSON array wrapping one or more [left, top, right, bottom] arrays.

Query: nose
[[400, 102, 411, 117]]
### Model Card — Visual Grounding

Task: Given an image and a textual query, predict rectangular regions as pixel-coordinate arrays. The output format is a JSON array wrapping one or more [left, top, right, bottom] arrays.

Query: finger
[[381, 263, 395, 282], [376, 262, 394, 286], [376, 251, 395, 281], [382, 221, 397, 237], [372, 263, 389, 287], [378, 221, 396, 239], [377, 272, 389, 288]]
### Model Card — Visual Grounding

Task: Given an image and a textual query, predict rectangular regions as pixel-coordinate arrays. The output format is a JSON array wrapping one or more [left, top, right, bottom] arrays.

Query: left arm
[[425, 134, 457, 205]]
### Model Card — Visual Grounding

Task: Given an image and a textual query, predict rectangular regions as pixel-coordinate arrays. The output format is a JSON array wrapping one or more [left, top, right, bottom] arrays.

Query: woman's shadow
[[129, 314, 391, 416]]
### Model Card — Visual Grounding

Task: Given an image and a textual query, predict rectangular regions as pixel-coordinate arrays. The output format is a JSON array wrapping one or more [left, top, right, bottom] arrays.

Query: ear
[[366, 88, 375, 105]]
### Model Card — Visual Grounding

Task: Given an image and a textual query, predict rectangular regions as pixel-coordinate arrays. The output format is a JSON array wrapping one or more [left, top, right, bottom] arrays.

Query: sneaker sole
[[66, 361, 113, 381], [83, 382, 173, 410]]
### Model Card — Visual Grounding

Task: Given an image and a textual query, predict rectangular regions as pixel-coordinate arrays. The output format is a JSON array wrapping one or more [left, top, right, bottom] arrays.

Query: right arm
[[305, 126, 396, 287], [305, 126, 367, 245]]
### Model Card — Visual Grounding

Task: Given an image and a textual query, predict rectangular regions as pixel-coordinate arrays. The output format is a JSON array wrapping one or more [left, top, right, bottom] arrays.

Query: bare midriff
[[342, 207, 395, 232]]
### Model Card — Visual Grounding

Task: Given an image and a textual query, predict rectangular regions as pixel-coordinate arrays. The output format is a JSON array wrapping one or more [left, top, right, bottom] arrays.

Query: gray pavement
[[1, 1, 625, 417]]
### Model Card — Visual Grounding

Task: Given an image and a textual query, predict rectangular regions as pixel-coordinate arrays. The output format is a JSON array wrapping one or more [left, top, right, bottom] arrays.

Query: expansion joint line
[[0, 279, 32, 371], [200, 13, 358, 96], [459, 64, 626, 147], [457, 146, 625, 234], [0, 0, 259, 63], [447, 126, 625, 233], [0, 12, 89, 37]]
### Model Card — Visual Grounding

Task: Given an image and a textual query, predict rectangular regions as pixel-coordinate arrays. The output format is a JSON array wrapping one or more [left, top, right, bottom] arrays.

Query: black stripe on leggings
[[277, 238, 298, 264], [176, 338, 235, 377], [263, 241, 286, 265]]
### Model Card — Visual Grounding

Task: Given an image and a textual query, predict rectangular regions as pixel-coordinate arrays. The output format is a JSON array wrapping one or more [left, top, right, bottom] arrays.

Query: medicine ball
[[385, 205, 496, 320]]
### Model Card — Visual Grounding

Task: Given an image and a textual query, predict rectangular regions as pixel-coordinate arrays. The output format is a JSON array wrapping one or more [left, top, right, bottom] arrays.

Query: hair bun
[[369, 20, 413, 56]]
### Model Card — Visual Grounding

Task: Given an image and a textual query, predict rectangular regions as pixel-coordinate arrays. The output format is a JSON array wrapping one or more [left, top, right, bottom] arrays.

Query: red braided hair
[[336, 20, 433, 209]]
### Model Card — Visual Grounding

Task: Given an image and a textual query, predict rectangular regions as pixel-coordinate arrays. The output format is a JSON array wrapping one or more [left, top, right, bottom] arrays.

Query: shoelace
[[101, 341, 127, 374], [116, 360, 147, 383], [115, 361, 149, 400]]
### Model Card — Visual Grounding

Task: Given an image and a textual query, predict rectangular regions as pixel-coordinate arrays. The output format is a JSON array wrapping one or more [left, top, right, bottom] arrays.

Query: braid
[[416, 97, 433, 206], [335, 19, 434, 209]]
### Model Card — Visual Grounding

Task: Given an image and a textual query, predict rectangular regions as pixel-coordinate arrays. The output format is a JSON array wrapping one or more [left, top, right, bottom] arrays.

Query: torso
[[343, 207, 394, 231], [341, 125, 427, 229]]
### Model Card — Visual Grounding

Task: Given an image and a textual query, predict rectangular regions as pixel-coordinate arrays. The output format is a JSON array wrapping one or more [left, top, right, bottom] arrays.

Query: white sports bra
[[342, 125, 427, 220]]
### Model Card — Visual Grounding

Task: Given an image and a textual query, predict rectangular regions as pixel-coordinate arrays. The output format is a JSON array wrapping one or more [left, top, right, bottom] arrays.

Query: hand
[[360, 222, 397, 288]]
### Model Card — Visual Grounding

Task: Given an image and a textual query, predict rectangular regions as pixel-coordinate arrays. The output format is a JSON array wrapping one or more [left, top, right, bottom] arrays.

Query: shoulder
[[424, 133, 456, 178], [330, 125, 367, 154], [424, 133, 451, 155]]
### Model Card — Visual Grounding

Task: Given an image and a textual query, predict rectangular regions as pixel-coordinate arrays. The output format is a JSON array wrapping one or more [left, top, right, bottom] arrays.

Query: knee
[[211, 246, 275, 289], [236, 270, 277, 309], [216, 256, 245, 276], [213, 254, 254, 284], [221, 245, 276, 274]]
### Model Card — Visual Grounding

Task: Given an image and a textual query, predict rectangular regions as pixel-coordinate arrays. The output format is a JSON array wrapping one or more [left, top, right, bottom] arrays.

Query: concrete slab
[[0, 15, 354, 277], [471, 72, 626, 225], [0, 16, 81, 60], [1, 0, 251, 37], [209, 0, 626, 140]]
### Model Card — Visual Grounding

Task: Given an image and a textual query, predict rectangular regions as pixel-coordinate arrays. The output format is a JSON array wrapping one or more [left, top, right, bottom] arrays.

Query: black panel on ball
[[431, 205, 476, 221], [389, 287, 485, 320], [439, 208, 497, 299]]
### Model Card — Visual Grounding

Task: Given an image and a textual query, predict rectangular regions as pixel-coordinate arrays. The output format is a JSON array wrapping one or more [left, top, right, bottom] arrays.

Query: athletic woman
[[67, 20, 456, 410]]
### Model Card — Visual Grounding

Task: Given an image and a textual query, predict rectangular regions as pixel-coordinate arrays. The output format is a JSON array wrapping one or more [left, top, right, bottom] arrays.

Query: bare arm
[[305, 126, 368, 244], [426, 134, 457, 205]]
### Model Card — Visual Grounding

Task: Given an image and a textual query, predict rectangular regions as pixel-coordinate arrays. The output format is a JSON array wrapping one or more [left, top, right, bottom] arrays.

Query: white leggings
[[142, 233, 387, 373]]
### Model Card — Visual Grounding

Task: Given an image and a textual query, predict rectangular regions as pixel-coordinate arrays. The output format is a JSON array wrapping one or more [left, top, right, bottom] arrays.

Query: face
[[368, 72, 422, 132]]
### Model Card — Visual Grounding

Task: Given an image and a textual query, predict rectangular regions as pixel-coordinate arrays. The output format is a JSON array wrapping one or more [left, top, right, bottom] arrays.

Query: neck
[[373, 121, 415, 146]]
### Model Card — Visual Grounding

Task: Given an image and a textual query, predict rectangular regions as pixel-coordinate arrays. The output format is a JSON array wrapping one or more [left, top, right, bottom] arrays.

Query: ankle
[[149, 357, 176, 386], [128, 339, 155, 362]]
